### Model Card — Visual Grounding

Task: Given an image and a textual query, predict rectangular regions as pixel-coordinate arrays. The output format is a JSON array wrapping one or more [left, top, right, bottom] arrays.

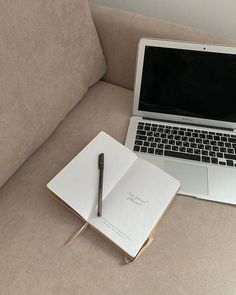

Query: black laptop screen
[[138, 45, 236, 122]]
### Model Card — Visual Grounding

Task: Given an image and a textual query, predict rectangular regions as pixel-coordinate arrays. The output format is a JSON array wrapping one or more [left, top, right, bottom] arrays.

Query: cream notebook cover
[[47, 132, 180, 258]]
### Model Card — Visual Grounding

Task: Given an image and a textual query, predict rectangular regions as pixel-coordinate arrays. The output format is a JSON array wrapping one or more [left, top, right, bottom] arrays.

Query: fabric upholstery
[[90, 4, 236, 90], [0, 81, 236, 294], [0, 0, 106, 188]]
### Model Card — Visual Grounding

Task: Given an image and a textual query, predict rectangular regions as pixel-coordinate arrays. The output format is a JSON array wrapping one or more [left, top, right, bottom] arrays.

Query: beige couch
[[1, 1, 236, 294]]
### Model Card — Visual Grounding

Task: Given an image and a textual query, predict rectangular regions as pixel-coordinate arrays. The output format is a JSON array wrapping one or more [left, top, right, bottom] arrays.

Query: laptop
[[125, 38, 236, 205]]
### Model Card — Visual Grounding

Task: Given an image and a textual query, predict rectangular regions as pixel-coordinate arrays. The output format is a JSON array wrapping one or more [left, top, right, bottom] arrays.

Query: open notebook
[[47, 132, 180, 259]]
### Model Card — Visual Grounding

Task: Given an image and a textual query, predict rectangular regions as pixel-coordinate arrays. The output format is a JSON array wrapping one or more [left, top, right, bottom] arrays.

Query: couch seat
[[0, 81, 235, 295]]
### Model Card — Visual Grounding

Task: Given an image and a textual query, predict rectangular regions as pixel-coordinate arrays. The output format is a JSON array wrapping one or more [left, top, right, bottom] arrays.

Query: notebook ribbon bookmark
[[64, 222, 88, 246]]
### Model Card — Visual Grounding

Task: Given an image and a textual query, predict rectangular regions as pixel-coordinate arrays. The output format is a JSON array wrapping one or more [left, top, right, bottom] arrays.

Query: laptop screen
[[139, 46, 236, 123]]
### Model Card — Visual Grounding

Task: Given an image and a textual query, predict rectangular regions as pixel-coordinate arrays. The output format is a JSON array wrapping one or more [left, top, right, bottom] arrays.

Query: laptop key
[[135, 140, 142, 146], [168, 134, 174, 139], [225, 143, 231, 148], [164, 150, 200, 161], [162, 139, 168, 144], [148, 148, 154, 154], [140, 146, 147, 153], [213, 146, 219, 151], [176, 141, 182, 146], [226, 160, 234, 166], [133, 146, 140, 152], [202, 156, 210, 163], [211, 157, 218, 164], [148, 136, 154, 142], [137, 125, 144, 130], [155, 149, 163, 155], [220, 147, 226, 153], [224, 153, 236, 160], [227, 148, 234, 154], [203, 139, 209, 145], [190, 143, 197, 148], [179, 147, 186, 152], [136, 135, 147, 141], [165, 144, 171, 150], [137, 130, 146, 135]]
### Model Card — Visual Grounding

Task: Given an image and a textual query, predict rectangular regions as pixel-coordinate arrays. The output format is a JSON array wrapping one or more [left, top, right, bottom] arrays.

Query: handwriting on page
[[126, 192, 149, 206]]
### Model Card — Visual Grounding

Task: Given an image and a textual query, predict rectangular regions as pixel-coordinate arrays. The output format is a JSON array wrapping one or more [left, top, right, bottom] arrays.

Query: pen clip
[[98, 153, 104, 170]]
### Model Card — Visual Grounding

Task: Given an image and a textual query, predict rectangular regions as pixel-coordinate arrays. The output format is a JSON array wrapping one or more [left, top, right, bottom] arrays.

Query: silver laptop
[[125, 38, 236, 205]]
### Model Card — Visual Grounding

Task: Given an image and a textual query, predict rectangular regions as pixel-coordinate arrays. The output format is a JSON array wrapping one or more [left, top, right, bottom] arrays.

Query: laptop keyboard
[[133, 122, 236, 167]]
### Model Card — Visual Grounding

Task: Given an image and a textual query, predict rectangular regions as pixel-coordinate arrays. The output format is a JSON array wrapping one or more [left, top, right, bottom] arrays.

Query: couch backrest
[[91, 4, 235, 90], [0, 0, 106, 188]]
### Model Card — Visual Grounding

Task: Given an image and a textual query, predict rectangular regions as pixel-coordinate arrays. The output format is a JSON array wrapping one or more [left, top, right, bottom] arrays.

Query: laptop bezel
[[133, 37, 236, 131]]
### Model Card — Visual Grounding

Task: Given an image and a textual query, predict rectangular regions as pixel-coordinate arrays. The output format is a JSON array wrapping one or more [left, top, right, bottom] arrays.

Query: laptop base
[[125, 116, 236, 205]]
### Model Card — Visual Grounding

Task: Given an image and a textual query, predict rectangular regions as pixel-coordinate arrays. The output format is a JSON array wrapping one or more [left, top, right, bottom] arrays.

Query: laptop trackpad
[[164, 161, 208, 196]]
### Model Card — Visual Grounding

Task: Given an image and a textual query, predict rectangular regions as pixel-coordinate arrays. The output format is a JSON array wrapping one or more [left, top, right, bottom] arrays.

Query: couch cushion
[[0, 0, 106, 188], [0, 81, 236, 295]]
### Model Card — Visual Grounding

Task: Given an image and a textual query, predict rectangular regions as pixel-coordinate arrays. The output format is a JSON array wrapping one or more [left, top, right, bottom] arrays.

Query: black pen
[[98, 153, 104, 217]]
